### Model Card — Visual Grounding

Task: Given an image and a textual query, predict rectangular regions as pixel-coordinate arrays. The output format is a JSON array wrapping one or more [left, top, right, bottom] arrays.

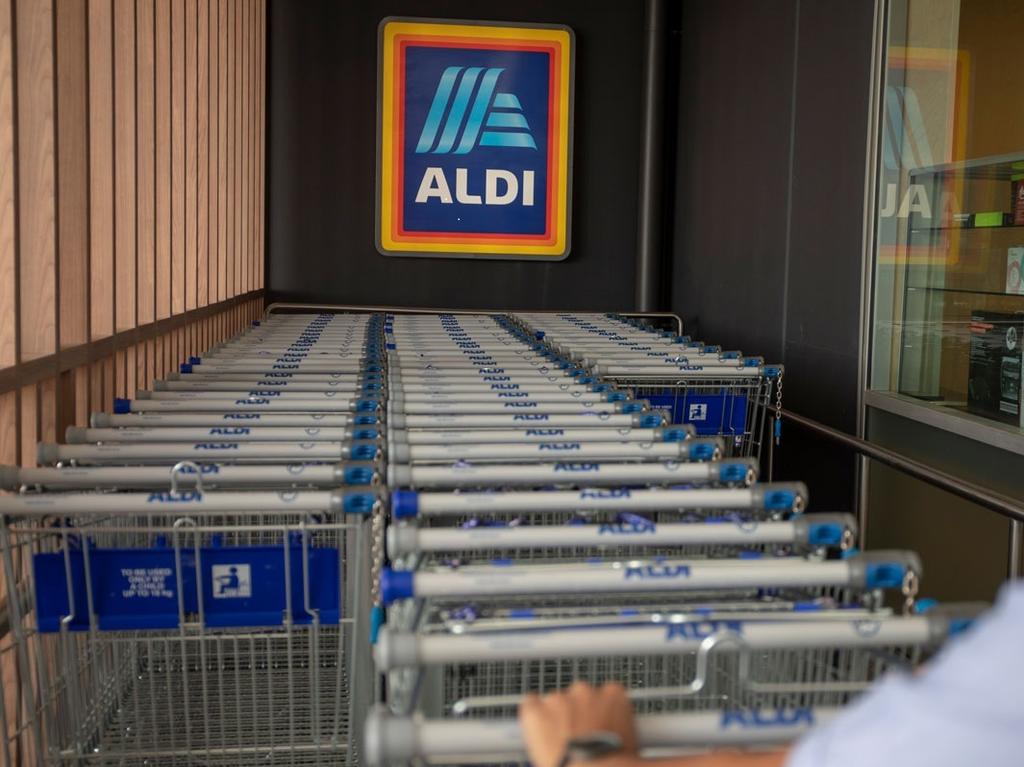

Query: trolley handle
[[364, 706, 834, 766], [375, 607, 951, 670], [378, 551, 924, 605], [386, 513, 853, 558]]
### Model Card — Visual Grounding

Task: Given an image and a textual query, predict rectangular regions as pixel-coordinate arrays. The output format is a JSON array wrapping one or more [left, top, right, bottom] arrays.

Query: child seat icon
[[212, 564, 251, 598]]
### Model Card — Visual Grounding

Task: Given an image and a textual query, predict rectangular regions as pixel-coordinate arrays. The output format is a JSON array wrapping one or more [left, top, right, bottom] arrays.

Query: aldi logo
[[416, 67, 537, 154], [378, 18, 574, 260]]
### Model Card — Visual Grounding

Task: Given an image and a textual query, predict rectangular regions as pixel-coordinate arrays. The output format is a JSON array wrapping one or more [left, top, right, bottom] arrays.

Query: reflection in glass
[[871, 0, 1024, 435]]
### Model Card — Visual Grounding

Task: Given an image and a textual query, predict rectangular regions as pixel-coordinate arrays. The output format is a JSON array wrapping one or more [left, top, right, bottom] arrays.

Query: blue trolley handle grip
[[914, 601, 986, 642], [848, 551, 923, 591], [793, 513, 857, 548], [751, 482, 808, 513]]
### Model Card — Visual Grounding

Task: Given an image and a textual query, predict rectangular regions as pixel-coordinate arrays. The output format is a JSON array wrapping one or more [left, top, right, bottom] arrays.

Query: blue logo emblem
[[416, 67, 537, 154]]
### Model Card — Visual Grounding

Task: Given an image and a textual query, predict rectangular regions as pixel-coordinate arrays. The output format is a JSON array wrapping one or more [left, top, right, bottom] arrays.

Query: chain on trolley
[[774, 370, 784, 446], [902, 569, 920, 615]]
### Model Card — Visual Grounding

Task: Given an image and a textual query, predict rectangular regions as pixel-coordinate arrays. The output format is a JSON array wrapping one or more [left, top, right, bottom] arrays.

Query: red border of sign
[[389, 35, 561, 245]]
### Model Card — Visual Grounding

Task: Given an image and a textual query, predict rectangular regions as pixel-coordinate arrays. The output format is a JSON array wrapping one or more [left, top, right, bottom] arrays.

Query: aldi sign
[[377, 18, 574, 260]]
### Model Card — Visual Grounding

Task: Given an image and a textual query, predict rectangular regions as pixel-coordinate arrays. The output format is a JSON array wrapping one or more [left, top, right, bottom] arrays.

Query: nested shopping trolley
[[372, 484, 942, 766], [369, 542, 945, 766], [0, 493, 377, 765], [513, 313, 784, 463], [364, 309, 972, 767], [365, 595, 975, 765], [0, 310, 386, 765]]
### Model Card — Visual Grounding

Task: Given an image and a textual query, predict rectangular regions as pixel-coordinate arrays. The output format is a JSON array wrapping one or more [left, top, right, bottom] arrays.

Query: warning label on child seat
[[120, 567, 173, 599]]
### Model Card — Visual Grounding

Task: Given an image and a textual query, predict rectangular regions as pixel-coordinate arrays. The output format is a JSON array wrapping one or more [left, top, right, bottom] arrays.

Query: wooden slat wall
[[0, 0, 15, 368], [16, 0, 57, 362], [0, 21, 265, 758], [0, 0, 265, 467], [56, 0, 89, 349]]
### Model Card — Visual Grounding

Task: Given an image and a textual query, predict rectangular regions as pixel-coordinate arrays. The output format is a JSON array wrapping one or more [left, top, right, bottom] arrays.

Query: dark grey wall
[[267, 0, 646, 310], [669, 0, 877, 509]]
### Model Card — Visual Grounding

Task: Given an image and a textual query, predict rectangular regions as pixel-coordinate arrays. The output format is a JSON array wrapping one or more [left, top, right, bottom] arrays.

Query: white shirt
[[787, 579, 1024, 767]]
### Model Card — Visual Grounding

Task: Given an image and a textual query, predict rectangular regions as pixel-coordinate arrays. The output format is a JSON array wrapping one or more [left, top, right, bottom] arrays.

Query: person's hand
[[519, 681, 639, 767]]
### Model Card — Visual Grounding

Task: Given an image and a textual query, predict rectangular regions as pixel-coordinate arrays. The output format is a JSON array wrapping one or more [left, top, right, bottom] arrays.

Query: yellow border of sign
[[378, 19, 573, 259]]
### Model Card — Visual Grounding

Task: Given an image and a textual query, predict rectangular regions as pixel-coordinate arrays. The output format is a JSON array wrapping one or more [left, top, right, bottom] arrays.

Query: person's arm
[[518, 681, 789, 767]]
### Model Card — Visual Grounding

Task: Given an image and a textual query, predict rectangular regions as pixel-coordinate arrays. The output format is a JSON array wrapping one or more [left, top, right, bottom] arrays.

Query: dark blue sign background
[[402, 46, 550, 235]]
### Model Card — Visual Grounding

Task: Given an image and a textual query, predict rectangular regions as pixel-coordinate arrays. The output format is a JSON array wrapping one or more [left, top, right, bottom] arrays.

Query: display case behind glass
[[871, 0, 1024, 444], [898, 154, 1024, 430]]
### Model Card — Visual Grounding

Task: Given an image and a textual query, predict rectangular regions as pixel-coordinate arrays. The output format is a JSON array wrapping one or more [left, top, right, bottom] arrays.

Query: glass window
[[871, 0, 1024, 437]]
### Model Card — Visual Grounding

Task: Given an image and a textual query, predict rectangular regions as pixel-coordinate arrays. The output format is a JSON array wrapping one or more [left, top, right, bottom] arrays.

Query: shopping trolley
[[379, 480, 815, 590], [370, 545, 928, 767], [511, 313, 783, 462], [364, 596, 977, 765], [374, 596, 971, 714], [600, 366, 781, 463], [0, 471, 379, 767], [363, 310, 961, 767], [0, 310, 386, 765]]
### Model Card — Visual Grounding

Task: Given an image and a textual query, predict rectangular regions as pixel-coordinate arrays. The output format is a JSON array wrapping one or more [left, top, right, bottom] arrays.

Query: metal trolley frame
[[0, 306, 971, 767]]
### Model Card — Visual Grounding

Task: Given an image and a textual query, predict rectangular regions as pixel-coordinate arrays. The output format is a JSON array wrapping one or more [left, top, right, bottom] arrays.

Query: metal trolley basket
[[375, 600, 962, 720], [0, 490, 376, 766], [368, 544, 946, 766], [0, 310, 384, 766], [511, 313, 784, 462]]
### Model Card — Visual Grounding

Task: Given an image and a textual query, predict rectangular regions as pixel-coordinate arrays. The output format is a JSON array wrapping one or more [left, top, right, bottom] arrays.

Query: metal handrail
[[263, 302, 685, 336], [781, 408, 1024, 578]]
